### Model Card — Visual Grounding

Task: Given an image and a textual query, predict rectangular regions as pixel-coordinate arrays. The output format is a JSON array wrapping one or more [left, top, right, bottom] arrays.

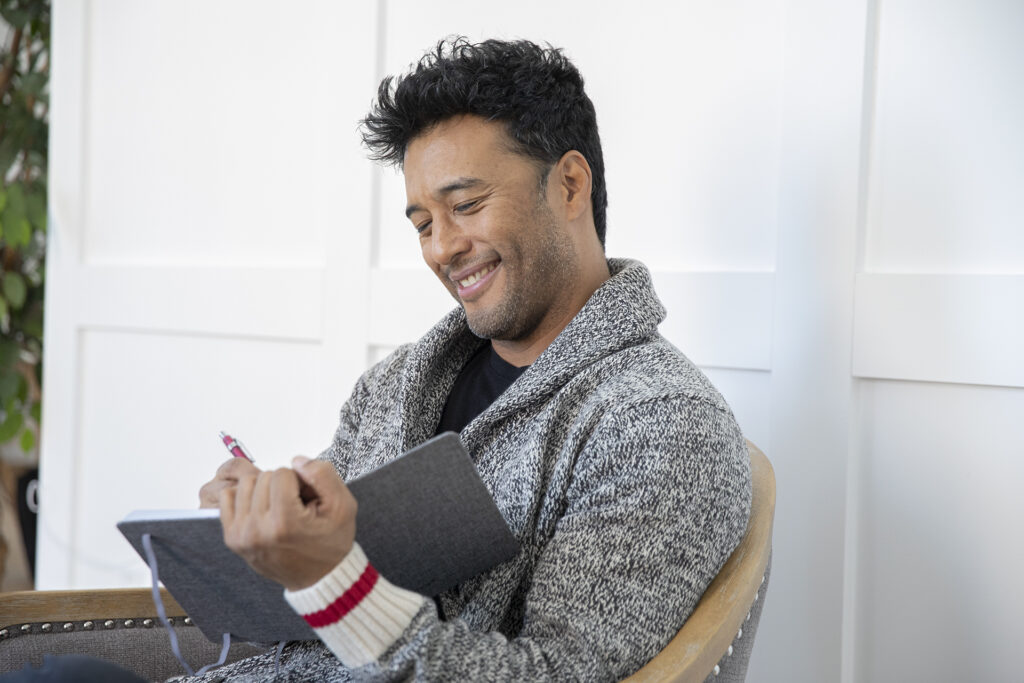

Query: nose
[[428, 215, 472, 267]]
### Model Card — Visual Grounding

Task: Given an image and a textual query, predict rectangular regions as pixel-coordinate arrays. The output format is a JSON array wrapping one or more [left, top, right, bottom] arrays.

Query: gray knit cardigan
[[185, 258, 751, 682]]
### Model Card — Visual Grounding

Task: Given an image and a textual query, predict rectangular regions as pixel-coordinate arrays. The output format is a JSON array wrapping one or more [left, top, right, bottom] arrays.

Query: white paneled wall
[[41, 0, 377, 589], [848, 1, 1024, 681], [40, 1, 1023, 681]]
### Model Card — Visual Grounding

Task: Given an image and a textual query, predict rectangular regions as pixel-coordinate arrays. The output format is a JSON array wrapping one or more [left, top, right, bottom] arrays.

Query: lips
[[457, 262, 497, 287], [451, 261, 500, 300]]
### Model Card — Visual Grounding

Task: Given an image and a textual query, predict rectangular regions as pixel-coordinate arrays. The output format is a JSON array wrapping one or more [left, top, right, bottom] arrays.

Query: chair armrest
[[0, 588, 267, 679], [0, 588, 185, 627]]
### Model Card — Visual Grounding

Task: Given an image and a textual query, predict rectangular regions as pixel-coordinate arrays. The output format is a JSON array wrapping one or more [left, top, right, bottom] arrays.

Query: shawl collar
[[394, 259, 666, 452]]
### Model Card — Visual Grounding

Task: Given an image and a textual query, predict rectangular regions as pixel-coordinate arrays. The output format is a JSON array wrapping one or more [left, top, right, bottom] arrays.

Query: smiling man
[[195, 38, 752, 682], [403, 114, 609, 367]]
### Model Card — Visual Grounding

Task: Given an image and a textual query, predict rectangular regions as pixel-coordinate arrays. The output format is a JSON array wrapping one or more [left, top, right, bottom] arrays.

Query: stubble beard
[[464, 203, 579, 343]]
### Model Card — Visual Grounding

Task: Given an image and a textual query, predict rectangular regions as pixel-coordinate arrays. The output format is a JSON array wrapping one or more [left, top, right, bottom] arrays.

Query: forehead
[[403, 116, 534, 196]]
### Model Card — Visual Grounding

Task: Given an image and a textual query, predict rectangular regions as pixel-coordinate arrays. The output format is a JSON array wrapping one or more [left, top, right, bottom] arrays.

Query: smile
[[452, 261, 500, 300], [457, 262, 497, 287]]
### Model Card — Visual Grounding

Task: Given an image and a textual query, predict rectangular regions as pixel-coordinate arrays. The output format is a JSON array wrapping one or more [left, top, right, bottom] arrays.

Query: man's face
[[404, 115, 580, 343]]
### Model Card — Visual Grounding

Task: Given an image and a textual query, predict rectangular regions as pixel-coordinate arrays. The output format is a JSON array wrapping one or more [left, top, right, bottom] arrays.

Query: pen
[[219, 431, 255, 463]]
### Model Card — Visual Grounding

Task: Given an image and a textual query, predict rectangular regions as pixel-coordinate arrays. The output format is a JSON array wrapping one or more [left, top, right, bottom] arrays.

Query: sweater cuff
[[284, 543, 426, 667]]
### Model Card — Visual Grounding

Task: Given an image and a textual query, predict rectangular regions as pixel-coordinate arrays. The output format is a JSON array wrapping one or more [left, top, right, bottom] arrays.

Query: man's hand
[[219, 456, 357, 592], [199, 457, 260, 509]]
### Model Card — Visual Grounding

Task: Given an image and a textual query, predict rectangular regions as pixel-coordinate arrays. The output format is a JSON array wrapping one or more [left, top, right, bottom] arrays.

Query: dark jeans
[[0, 655, 147, 683]]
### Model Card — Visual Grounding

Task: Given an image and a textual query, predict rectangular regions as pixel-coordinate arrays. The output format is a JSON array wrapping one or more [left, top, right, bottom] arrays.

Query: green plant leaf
[[0, 296, 8, 323], [21, 72, 46, 97], [1, 185, 29, 245], [22, 302, 43, 339], [0, 370, 18, 403], [0, 410, 24, 443], [3, 272, 27, 309], [19, 427, 36, 453], [30, 399, 41, 423], [0, 6, 31, 29], [10, 219, 31, 247], [15, 373, 28, 403], [0, 189, 7, 212], [0, 340, 19, 368], [0, 140, 19, 180]]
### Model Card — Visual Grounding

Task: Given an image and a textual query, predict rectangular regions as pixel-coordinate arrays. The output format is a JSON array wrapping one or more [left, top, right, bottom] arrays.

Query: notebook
[[118, 432, 520, 643]]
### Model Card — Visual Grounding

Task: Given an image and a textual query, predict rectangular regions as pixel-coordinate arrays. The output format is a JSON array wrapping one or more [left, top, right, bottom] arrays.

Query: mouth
[[451, 261, 500, 300]]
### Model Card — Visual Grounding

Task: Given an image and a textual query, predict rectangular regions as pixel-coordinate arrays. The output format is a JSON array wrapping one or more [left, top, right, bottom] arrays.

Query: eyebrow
[[405, 177, 486, 218]]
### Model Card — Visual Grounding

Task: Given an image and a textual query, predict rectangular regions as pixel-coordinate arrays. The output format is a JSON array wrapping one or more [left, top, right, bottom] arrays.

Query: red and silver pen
[[218, 431, 254, 463]]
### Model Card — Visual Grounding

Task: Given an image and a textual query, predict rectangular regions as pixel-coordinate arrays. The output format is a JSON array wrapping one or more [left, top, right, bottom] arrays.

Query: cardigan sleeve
[[283, 396, 752, 682], [316, 345, 412, 476]]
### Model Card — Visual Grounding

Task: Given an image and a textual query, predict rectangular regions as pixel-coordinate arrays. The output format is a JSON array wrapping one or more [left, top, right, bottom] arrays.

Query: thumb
[[291, 456, 338, 505]]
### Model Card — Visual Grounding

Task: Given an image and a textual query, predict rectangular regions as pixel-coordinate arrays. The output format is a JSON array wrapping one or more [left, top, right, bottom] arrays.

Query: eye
[[415, 220, 432, 235], [454, 199, 479, 213]]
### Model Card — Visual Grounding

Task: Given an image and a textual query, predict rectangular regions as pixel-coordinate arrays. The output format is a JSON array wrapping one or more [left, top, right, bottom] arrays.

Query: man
[[196, 38, 751, 681]]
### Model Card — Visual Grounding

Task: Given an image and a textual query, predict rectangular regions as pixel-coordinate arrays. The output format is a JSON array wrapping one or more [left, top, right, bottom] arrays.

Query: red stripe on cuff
[[302, 563, 380, 629]]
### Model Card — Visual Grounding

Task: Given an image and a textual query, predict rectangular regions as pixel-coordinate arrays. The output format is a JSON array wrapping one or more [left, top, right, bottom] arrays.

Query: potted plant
[[0, 0, 49, 588]]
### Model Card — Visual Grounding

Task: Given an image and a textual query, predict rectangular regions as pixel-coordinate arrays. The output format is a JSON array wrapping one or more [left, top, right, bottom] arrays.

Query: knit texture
[[284, 543, 426, 667], [180, 258, 751, 682]]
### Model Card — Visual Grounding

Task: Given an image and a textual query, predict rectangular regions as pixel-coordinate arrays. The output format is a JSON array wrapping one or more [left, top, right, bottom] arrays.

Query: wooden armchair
[[0, 442, 774, 682]]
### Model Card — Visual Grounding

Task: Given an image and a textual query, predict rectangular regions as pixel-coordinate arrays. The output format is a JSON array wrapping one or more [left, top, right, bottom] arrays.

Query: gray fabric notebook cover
[[117, 432, 520, 643]]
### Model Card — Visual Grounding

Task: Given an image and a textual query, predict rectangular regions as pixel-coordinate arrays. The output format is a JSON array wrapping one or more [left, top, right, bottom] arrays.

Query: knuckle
[[216, 459, 238, 477], [219, 457, 256, 477]]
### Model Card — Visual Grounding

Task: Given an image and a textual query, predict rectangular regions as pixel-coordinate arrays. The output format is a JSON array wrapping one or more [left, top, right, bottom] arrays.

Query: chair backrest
[[623, 440, 776, 683]]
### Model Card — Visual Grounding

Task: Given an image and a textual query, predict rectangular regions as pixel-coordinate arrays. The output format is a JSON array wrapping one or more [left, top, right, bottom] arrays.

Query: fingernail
[[291, 455, 311, 468]]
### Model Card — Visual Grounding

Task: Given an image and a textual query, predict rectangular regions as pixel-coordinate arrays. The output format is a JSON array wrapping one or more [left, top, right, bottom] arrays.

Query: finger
[[290, 458, 320, 504], [250, 470, 274, 514], [199, 479, 233, 509], [219, 485, 237, 528], [233, 473, 257, 517], [294, 460, 357, 521], [269, 468, 302, 511], [292, 458, 342, 496], [216, 457, 259, 480], [291, 457, 329, 505]]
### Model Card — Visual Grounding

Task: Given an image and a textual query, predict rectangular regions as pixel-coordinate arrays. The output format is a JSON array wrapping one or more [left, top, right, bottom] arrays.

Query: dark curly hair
[[361, 38, 608, 246]]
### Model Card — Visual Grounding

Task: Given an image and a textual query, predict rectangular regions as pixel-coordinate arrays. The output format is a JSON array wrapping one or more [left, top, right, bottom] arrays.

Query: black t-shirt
[[435, 344, 529, 435]]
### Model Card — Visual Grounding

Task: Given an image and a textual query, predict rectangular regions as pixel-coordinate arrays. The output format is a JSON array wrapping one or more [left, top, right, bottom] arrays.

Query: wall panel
[[852, 274, 1024, 388], [865, 0, 1024, 273], [72, 329, 326, 588], [83, 0, 337, 267], [857, 380, 1024, 681], [40, 0, 378, 589], [850, 1, 1024, 679]]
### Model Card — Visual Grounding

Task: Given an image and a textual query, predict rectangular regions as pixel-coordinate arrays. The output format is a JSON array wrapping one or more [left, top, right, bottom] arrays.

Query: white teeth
[[458, 263, 495, 287]]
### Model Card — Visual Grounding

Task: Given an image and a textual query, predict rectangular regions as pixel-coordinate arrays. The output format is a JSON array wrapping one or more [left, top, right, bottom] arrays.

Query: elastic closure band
[[142, 532, 231, 676]]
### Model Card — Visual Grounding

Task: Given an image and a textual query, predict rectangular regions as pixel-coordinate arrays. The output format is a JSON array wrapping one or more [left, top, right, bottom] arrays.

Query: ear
[[552, 150, 593, 222]]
